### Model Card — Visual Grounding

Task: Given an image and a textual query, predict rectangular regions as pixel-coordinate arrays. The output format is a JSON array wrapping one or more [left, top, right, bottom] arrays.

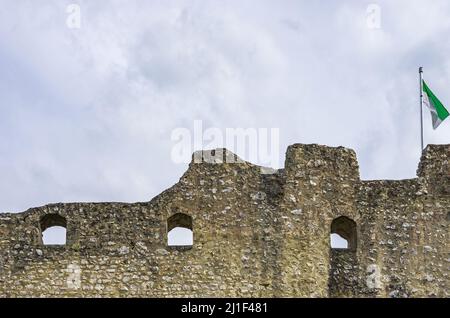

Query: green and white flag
[[422, 80, 449, 129]]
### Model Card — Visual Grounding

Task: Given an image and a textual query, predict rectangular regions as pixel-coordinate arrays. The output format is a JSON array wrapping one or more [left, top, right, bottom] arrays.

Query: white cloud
[[0, 0, 449, 212]]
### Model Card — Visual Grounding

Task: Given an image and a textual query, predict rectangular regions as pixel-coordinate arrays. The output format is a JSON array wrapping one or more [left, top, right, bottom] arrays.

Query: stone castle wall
[[0, 144, 448, 297]]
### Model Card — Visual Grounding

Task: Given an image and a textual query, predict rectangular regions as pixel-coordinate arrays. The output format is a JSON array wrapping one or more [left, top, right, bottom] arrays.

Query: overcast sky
[[0, 0, 449, 214]]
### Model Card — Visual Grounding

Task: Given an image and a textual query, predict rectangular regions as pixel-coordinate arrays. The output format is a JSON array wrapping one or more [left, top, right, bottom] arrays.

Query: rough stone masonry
[[0, 143, 448, 298]]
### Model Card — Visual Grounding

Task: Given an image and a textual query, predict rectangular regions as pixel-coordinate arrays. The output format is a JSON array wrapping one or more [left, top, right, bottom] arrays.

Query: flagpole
[[419, 67, 424, 152]]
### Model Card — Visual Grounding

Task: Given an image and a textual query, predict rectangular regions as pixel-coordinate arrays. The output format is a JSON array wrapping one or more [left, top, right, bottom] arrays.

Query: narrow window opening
[[328, 216, 358, 297], [42, 226, 67, 245], [167, 213, 193, 247], [40, 214, 67, 246], [330, 216, 357, 250]]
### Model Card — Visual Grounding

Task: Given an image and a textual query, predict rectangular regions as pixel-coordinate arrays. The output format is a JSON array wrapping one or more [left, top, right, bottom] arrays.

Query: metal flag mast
[[419, 67, 424, 152]]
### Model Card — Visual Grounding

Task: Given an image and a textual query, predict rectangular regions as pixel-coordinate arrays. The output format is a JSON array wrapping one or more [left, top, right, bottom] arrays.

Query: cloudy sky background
[[0, 0, 449, 215]]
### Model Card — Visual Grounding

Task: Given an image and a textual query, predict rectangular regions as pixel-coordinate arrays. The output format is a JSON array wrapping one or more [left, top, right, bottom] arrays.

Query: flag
[[422, 80, 449, 129]]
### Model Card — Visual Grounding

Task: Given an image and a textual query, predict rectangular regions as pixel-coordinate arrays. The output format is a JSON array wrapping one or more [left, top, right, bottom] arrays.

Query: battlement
[[417, 144, 450, 195], [0, 143, 448, 298]]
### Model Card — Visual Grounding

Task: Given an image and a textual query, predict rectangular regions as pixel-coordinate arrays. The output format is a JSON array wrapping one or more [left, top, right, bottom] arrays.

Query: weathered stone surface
[[0, 143, 448, 298]]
